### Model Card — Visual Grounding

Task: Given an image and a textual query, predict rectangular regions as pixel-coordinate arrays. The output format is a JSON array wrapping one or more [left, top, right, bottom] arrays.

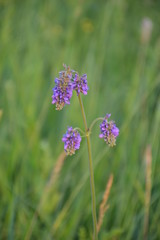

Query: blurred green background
[[0, 0, 160, 239]]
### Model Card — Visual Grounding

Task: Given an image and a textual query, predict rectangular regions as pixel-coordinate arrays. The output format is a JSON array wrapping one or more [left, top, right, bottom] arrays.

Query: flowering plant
[[52, 64, 119, 239]]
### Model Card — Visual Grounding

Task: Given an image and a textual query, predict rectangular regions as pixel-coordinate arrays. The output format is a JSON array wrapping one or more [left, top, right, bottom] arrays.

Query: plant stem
[[78, 94, 98, 240], [89, 117, 104, 131], [73, 127, 85, 136]]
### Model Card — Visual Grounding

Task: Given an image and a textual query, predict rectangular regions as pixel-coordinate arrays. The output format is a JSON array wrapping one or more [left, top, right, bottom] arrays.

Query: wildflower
[[99, 114, 119, 147], [52, 65, 73, 110], [62, 127, 81, 155], [73, 73, 88, 96]]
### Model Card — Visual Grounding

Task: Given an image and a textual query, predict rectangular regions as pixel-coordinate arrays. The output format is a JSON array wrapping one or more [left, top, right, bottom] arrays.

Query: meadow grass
[[0, 0, 160, 239]]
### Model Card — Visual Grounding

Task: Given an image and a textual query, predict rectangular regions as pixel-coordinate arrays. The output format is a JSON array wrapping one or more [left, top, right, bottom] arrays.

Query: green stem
[[78, 94, 98, 240], [73, 127, 85, 136], [89, 117, 104, 131]]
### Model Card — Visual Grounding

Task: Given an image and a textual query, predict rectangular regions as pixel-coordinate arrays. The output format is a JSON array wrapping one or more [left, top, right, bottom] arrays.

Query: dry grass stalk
[[141, 18, 153, 44], [43, 151, 66, 198], [97, 174, 113, 233], [143, 145, 152, 240], [25, 151, 66, 240]]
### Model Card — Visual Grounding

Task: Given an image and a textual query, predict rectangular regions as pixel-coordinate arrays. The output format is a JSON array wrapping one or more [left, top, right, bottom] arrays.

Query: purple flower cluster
[[52, 65, 89, 110], [52, 64, 119, 155], [73, 73, 89, 96], [99, 114, 119, 147], [62, 127, 81, 155], [52, 65, 73, 110]]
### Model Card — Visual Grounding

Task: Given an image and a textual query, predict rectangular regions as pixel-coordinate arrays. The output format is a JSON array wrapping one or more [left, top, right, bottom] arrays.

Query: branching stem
[[89, 117, 104, 131], [73, 127, 85, 136], [78, 94, 98, 240]]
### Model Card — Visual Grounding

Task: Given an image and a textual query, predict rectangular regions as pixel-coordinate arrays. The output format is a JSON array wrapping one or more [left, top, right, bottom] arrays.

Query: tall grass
[[0, 0, 160, 239]]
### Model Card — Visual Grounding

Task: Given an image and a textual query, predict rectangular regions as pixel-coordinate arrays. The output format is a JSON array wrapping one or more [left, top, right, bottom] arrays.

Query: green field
[[0, 0, 160, 239]]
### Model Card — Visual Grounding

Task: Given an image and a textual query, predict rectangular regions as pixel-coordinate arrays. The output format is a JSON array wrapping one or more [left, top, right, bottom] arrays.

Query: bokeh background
[[0, 0, 160, 239]]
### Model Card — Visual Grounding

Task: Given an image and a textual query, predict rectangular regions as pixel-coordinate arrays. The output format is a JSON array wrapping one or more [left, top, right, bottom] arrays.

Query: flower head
[[52, 65, 73, 110], [73, 73, 89, 96], [62, 127, 81, 155], [99, 114, 119, 147]]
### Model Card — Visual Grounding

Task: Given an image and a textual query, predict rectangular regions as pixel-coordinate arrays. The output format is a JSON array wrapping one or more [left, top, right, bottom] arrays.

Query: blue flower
[[52, 65, 73, 110], [62, 127, 82, 155], [99, 114, 119, 147], [73, 73, 89, 96]]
